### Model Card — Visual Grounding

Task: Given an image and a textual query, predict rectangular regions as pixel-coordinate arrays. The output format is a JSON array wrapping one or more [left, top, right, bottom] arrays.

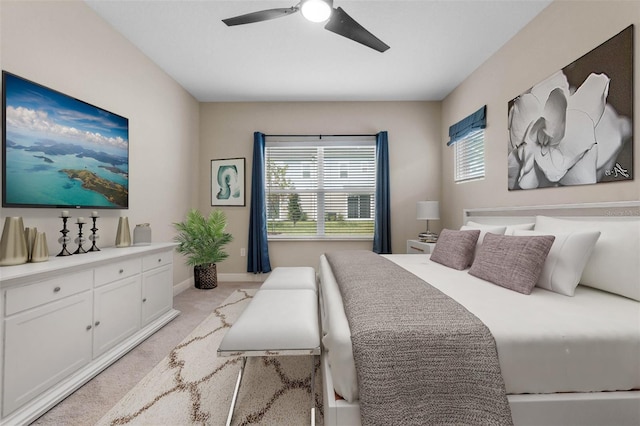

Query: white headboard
[[463, 201, 640, 225], [463, 201, 640, 301]]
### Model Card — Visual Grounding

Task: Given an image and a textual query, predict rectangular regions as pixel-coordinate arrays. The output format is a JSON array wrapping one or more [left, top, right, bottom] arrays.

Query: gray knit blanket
[[324, 250, 513, 426]]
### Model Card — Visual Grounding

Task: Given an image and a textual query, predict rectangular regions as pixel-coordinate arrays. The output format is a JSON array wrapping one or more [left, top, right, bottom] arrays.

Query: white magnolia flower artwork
[[507, 26, 633, 190]]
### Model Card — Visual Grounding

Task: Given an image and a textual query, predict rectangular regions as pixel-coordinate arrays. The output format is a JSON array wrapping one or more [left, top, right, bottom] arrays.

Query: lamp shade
[[417, 201, 440, 220]]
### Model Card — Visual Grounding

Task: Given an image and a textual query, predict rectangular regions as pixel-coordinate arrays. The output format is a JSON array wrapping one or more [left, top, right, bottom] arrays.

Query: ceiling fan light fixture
[[300, 0, 333, 23]]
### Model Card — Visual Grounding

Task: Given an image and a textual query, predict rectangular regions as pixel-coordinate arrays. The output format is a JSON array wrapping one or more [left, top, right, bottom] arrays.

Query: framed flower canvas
[[508, 25, 633, 190]]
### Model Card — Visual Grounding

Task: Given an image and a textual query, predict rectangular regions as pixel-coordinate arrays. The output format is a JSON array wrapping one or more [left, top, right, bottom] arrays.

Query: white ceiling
[[85, 0, 552, 102]]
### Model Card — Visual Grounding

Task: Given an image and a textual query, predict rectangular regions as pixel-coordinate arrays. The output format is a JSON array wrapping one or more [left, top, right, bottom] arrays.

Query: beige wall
[[199, 102, 441, 274], [441, 0, 640, 230], [0, 0, 200, 286], [6, 0, 637, 282]]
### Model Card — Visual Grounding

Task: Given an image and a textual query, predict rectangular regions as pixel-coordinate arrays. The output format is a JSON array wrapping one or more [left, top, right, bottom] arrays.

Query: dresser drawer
[[142, 250, 172, 271], [94, 258, 141, 287], [5, 270, 93, 316]]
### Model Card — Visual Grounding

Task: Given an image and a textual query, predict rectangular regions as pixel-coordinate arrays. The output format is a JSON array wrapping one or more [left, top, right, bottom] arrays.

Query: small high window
[[454, 129, 485, 183]]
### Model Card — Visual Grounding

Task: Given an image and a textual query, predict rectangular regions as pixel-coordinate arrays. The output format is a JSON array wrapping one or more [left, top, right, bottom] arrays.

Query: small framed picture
[[211, 158, 245, 206]]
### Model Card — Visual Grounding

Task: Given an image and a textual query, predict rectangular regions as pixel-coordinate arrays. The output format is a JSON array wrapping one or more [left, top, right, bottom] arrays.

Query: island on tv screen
[[2, 72, 129, 209]]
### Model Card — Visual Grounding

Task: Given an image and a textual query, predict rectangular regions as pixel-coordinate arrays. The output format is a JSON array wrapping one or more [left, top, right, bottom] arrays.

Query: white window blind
[[265, 136, 376, 238], [455, 129, 485, 183]]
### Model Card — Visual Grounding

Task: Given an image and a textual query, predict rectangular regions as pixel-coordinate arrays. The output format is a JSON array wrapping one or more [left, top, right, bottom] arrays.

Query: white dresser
[[0, 243, 180, 425]]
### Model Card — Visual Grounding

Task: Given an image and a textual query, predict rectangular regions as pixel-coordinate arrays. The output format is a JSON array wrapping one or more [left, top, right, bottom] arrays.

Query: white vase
[[133, 223, 152, 245], [0, 217, 28, 266]]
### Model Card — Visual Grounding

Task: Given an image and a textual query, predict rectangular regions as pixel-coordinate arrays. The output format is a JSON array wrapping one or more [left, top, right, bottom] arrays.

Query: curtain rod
[[265, 134, 378, 138]]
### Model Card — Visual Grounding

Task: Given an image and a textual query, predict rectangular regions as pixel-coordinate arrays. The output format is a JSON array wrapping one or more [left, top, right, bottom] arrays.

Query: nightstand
[[406, 240, 436, 254]]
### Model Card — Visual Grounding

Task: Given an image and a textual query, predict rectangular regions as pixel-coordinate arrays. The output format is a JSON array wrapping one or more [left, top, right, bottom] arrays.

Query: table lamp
[[417, 201, 440, 243]]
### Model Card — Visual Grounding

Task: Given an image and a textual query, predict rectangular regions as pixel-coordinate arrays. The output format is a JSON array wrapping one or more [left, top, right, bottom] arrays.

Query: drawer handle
[[158, 258, 162, 263], [142, 298, 147, 303], [86, 325, 92, 331], [95, 321, 101, 327], [410, 246, 425, 252], [53, 286, 61, 293], [119, 269, 124, 274]]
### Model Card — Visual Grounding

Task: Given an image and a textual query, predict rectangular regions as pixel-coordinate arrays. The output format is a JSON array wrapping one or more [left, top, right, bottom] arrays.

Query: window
[[265, 136, 376, 238], [454, 129, 485, 183]]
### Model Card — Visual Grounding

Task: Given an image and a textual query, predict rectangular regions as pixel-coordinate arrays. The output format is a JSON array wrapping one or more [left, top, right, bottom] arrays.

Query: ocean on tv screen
[[3, 72, 129, 208], [5, 140, 128, 208]]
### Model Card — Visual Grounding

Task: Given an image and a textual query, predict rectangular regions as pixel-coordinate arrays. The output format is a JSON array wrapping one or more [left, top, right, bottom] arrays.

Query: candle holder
[[73, 222, 88, 254], [57, 217, 72, 257], [88, 216, 101, 252]]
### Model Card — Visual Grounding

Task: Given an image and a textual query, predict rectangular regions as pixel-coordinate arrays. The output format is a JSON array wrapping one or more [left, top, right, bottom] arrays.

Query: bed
[[318, 202, 640, 425]]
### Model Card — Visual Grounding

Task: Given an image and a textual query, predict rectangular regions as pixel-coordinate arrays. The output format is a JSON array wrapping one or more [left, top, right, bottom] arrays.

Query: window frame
[[264, 136, 376, 241]]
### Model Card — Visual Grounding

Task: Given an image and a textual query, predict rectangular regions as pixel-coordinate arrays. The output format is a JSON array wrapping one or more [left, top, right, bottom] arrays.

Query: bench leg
[[311, 355, 316, 426], [226, 357, 247, 426], [226, 355, 318, 426]]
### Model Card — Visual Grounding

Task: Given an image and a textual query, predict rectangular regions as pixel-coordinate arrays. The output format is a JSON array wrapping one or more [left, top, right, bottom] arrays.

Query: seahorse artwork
[[217, 165, 241, 200]]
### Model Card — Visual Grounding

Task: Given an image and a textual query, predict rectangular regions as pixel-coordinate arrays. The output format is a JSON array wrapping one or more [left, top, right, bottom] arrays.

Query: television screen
[[2, 71, 129, 209]]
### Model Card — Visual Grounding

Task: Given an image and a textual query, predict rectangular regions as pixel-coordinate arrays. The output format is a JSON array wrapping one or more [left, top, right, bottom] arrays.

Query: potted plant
[[174, 209, 233, 289]]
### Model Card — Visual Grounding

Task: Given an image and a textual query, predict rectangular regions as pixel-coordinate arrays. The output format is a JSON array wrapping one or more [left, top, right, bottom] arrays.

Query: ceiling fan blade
[[222, 7, 299, 26], [324, 7, 390, 52]]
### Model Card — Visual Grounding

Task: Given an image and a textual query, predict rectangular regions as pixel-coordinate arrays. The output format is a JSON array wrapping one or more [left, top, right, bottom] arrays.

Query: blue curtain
[[247, 132, 272, 273], [373, 131, 391, 254], [447, 105, 486, 146]]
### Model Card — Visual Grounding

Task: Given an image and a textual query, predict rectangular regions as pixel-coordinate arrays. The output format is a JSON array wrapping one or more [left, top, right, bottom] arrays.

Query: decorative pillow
[[466, 221, 534, 236], [460, 223, 507, 257], [469, 233, 555, 295], [430, 229, 480, 270], [514, 229, 600, 296], [535, 216, 640, 301]]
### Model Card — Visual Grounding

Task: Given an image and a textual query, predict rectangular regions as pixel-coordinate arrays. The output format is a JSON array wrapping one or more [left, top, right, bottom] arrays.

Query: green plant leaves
[[173, 209, 233, 266]]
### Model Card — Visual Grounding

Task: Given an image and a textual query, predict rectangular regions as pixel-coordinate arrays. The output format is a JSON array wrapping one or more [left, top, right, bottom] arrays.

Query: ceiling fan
[[222, 0, 390, 53]]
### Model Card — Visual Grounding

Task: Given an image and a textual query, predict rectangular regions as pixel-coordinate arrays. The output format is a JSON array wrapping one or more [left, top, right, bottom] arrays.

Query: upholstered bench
[[259, 266, 317, 292], [218, 267, 320, 426]]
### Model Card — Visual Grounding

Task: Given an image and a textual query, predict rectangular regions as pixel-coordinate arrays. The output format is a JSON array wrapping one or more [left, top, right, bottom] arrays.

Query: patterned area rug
[[97, 289, 323, 425]]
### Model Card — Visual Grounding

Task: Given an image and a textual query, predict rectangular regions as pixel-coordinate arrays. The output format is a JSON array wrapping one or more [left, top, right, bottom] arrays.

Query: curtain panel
[[447, 105, 487, 146], [373, 131, 391, 254], [247, 132, 272, 273]]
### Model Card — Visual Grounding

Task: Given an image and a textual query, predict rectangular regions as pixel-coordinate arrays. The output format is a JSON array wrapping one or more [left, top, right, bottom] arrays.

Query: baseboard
[[173, 277, 193, 296], [173, 273, 267, 296]]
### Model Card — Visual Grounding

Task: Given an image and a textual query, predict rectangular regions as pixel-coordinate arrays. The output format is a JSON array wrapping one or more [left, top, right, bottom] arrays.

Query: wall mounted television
[[2, 71, 129, 209]]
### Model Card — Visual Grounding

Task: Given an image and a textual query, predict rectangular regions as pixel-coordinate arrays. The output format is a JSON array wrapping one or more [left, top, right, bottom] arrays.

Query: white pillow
[[505, 222, 535, 235], [514, 229, 600, 296], [534, 216, 640, 301], [466, 220, 534, 236], [460, 223, 507, 254], [460, 222, 507, 260]]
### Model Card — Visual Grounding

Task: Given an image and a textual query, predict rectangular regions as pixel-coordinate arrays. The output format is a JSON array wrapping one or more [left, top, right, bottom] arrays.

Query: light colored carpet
[[95, 289, 323, 425]]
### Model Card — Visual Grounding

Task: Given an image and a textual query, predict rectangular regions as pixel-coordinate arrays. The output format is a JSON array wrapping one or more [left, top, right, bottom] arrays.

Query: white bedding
[[319, 253, 640, 402]]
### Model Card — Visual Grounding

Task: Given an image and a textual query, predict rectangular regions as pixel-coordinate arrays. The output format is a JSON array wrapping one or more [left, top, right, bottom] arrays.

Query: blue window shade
[[447, 105, 486, 146]]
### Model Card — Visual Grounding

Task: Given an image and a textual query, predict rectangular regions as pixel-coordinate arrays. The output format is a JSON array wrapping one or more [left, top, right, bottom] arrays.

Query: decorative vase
[[115, 217, 131, 248], [31, 232, 49, 263], [194, 264, 217, 289], [133, 223, 152, 246], [25, 227, 38, 262], [0, 217, 29, 266]]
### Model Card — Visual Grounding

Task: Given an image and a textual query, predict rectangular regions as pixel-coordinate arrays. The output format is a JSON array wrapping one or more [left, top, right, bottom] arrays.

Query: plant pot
[[194, 264, 217, 289]]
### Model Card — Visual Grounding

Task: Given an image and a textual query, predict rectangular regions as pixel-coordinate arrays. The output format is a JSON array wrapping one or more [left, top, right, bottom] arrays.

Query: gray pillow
[[469, 233, 555, 295], [430, 229, 481, 270]]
